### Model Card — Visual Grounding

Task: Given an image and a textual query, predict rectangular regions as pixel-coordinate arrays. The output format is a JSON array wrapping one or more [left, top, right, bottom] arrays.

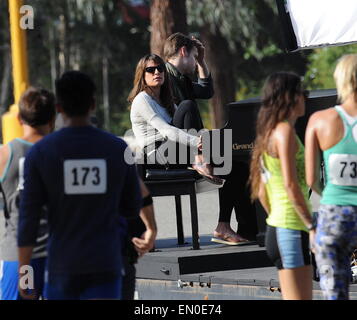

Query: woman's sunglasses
[[145, 64, 165, 74]]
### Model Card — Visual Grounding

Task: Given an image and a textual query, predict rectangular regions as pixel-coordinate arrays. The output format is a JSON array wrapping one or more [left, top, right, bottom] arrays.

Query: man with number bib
[[0, 88, 56, 300], [305, 54, 357, 300], [18, 71, 142, 300]]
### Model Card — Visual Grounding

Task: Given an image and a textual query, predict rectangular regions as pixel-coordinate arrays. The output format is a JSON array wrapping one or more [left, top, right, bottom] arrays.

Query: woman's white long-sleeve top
[[130, 91, 200, 149]]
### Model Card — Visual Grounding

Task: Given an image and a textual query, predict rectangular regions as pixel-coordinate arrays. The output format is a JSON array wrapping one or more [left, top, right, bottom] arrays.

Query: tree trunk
[[49, 25, 57, 93], [0, 45, 11, 142], [58, 14, 67, 75], [0, 46, 11, 115], [150, 0, 188, 57], [102, 53, 110, 131], [200, 27, 236, 129], [58, 0, 71, 75]]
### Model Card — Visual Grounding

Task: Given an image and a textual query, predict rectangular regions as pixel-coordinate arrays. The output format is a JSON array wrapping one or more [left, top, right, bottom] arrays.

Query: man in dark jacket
[[164, 32, 213, 131], [164, 33, 257, 245]]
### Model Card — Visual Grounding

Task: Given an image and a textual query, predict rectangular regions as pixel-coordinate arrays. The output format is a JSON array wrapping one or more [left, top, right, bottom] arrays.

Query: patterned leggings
[[314, 204, 357, 300]]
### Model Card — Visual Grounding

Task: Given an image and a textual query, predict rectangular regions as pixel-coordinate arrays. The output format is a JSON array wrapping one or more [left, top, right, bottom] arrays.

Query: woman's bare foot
[[212, 223, 249, 244], [192, 155, 224, 185]]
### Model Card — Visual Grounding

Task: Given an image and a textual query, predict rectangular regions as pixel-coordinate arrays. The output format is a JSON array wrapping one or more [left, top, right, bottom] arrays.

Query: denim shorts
[[265, 225, 311, 270]]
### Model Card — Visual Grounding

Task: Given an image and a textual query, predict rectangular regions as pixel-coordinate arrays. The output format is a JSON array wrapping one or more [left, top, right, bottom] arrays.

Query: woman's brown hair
[[128, 54, 176, 116], [249, 72, 304, 200]]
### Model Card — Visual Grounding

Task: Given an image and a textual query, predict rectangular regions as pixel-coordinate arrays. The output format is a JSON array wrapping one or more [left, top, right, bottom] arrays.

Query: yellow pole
[[1, 0, 29, 144]]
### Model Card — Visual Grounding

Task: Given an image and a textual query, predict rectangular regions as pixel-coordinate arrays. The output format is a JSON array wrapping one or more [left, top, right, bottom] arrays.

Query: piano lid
[[222, 89, 338, 161], [224, 88, 338, 126], [226, 88, 337, 109]]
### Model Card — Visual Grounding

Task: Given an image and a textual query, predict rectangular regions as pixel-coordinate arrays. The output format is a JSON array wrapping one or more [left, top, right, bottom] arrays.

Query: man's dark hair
[[19, 87, 56, 127], [164, 32, 196, 60], [55, 71, 96, 117]]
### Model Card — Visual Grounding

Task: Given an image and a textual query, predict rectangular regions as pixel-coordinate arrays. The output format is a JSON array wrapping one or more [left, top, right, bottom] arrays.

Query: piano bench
[[144, 169, 200, 250]]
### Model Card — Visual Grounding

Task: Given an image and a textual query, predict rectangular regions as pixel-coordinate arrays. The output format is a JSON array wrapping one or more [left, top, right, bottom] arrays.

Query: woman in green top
[[305, 54, 357, 300], [250, 72, 314, 300]]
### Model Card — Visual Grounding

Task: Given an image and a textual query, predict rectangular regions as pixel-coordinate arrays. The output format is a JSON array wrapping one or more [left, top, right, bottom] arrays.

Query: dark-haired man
[[164, 32, 214, 132], [164, 32, 214, 112], [163, 33, 224, 181], [18, 71, 142, 300], [0, 87, 56, 300], [164, 33, 257, 244]]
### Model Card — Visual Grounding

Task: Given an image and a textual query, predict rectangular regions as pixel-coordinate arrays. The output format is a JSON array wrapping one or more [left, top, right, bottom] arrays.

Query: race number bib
[[329, 154, 357, 186], [64, 159, 107, 195]]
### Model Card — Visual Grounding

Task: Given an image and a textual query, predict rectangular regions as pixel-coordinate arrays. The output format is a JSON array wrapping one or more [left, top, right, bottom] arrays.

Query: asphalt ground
[[0, 189, 227, 247]]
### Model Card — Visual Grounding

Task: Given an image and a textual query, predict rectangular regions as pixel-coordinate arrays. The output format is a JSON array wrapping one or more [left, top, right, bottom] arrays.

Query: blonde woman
[[305, 54, 357, 300]]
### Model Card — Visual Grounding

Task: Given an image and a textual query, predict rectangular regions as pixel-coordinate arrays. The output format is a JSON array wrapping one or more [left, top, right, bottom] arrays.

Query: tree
[[150, 0, 187, 57], [0, 1, 12, 140], [18, 0, 151, 136], [200, 27, 235, 127], [304, 44, 357, 90], [0, 0, 11, 116], [0, 0, 315, 139], [187, 0, 309, 128]]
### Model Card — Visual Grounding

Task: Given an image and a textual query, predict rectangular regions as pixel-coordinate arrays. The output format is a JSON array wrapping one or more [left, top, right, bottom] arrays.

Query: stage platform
[[136, 236, 357, 300]]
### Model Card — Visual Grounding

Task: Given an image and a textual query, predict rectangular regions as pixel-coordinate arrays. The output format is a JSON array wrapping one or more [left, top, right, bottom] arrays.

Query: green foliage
[[304, 44, 357, 90], [196, 100, 212, 129], [14, 0, 151, 136], [187, 0, 281, 59], [186, 0, 309, 103], [2, 0, 354, 137]]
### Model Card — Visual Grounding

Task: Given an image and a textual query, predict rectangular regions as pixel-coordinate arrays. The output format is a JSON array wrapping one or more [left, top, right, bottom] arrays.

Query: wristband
[[142, 194, 153, 208]]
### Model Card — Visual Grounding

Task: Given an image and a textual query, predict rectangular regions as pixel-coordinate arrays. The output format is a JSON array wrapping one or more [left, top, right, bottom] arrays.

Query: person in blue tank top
[[305, 54, 357, 300], [17, 71, 142, 300], [0, 87, 56, 300]]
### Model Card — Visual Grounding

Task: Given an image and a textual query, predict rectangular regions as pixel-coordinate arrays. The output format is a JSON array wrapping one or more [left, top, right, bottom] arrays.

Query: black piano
[[216, 89, 338, 246]]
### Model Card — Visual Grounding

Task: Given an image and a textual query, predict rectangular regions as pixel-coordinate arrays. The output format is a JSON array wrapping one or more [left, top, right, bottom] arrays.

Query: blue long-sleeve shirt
[[18, 126, 141, 275]]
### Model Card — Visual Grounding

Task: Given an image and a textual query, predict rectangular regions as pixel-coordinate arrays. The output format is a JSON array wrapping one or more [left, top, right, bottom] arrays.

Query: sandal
[[211, 231, 250, 246], [192, 163, 224, 185]]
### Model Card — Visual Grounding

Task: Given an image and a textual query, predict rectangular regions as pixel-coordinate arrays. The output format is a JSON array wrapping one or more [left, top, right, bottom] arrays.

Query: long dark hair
[[128, 54, 176, 116], [249, 71, 303, 200]]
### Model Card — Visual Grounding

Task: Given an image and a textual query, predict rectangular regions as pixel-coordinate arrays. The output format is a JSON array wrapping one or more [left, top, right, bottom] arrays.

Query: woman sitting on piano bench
[[128, 53, 222, 184]]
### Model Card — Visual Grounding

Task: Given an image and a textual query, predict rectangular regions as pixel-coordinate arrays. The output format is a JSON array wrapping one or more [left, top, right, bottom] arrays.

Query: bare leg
[[278, 265, 313, 300]]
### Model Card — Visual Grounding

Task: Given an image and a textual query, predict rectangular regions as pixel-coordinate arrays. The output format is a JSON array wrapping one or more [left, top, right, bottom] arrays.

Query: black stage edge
[[135, 236, 357, 300], [136, 240, 273, 281]]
